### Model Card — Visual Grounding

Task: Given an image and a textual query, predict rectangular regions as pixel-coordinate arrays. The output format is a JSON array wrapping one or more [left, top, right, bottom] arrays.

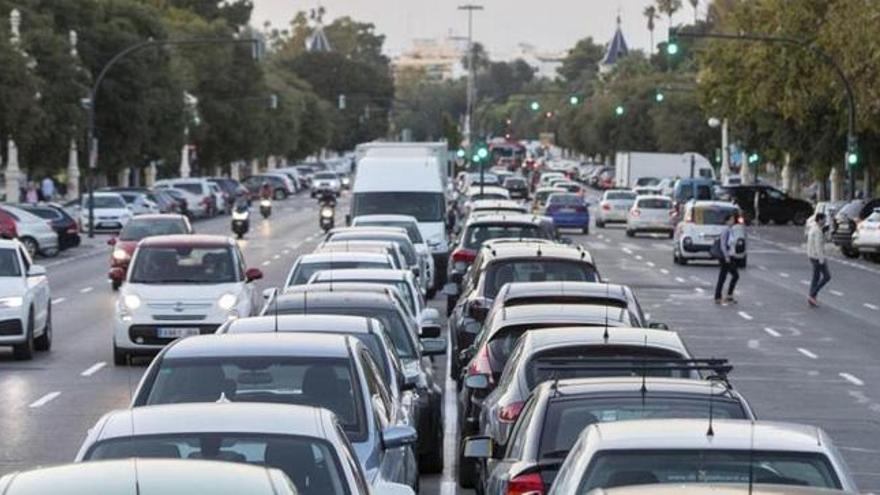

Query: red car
[[0, 209, 18, 239], [107, 214, 192, 290]]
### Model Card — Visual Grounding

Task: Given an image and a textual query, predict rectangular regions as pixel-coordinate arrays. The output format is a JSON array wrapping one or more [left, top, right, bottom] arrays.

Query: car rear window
[[505, 296, 626, 309], [637, 198, 672, 209], [356, 221, 423, 243], [548, 194, 582, 205], [119, 218, 188, 241], [504, 178, 526, 187], [288, 261, 391, 286], [485, 260, 599, 298], [21, 207, 61, 220], [605, 191, 636, 201], [144, 356, 366, 442], [464, 224, 546, 250]]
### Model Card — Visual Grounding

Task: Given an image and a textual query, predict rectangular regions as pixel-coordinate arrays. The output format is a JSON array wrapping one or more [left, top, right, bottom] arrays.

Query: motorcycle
[[320, 203, 335, 232], [260, 198, 272, 219], [231, 203, 250, 239]]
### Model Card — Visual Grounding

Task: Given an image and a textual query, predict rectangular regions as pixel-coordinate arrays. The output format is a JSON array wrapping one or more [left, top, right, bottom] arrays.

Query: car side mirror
[[28, 265, 47, 277], [107, 238, 117, 246], [464, 373, 489, 390], [467, 302, 489, 323], [420, 338, 447, 357], [464, 436, 494, 459], [245, 268, 263, 282], [108, 267, 125, 283], [648, 322, 670, 330], [382, 425, 418, 449]]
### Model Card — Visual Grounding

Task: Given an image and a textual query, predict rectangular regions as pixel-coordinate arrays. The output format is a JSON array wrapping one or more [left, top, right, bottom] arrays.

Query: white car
[[284, 251, 395, 288], [852, 207, 880, 260], [0, 239, 51, 360], [155, 178, 215, 217], [673, 200, 747, 267], [105, 190, 159, 215], [308, 268, 426, 323], [79, 192, 132, 233], [596, 189, 637, 227], [2, 205, 60, 258], [311, 171, 342, 197], [111, 234, 262, 365], [351, 214, 437, 296], [626, 195, 676, 238]]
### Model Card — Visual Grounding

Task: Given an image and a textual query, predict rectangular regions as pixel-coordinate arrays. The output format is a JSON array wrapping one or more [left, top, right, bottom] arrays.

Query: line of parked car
[[444, 160, 859, 495]]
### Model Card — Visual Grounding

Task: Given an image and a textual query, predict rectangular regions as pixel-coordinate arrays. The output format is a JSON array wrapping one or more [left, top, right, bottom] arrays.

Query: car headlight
[[112, 248, 130, 261], [217, 293, 238, 311], [124, 294, 141, 310], [0, 296, 24, 308]]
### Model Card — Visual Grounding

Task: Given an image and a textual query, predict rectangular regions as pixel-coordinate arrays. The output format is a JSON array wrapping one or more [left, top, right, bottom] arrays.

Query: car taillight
[[452, 248, 476, 263], [468, 344, 493, 378], [506, 472, 544, 495], [630, 208, 641, 218], [498, 401, 526, 423], [737, 215, 745, 224], [601, 202, 611, 211]]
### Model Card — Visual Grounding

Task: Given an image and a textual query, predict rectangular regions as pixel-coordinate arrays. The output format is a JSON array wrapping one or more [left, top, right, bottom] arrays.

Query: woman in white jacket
[[807, 212, 831, 306]]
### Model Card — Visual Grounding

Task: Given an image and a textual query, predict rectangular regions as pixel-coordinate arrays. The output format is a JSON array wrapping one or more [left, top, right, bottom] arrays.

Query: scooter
[[231, 203, 250, 239], [320, 203, 335, 232], [260, 198, 272, 219]]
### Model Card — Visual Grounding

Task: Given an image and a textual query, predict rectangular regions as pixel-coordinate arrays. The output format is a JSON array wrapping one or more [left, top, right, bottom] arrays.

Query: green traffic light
[[456, 149, 465, 158], [472, 154, 481, 163], [477, 148, 489, 159], [847, 152, 858, 166], [748, 153, 760, 164], [667, 42, 679, 56], [569, 96, 579, 105], [655, 91, 665, 103], [530, 101, 540, 111], [615, 105, 625, 116]]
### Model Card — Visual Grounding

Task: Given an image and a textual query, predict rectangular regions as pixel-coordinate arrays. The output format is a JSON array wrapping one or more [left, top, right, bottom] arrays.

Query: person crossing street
[[807, 212, 831, 307], [713, 213, 739, 305]]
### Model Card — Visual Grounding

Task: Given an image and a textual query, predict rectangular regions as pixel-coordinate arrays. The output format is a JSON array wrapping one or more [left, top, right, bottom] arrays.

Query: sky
[[250, 0, 702, 58]]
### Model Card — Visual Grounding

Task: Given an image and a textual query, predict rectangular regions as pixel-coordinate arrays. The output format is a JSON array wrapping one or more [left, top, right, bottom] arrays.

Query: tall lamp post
[[82, 36, 262, 237], [458, 4, 483, 158]]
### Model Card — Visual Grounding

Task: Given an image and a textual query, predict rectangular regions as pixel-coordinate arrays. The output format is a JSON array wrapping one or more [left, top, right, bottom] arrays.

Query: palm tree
[[689, 0, 699, 22], [643, 6, 658, 54], [656, 0, 683, 29]]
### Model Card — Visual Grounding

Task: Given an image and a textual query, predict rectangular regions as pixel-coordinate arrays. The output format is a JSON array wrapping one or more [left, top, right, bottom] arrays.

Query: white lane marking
[[800, 280, 810, 286], [305, 235, 315, 241], [635, 255, 643, 261], [797, 348, 818, 359], [830, 290, 844, 297], [282, 249, 290, 254], [79, 286, 93, 294], [646, 261, 655, 267], [675, 277, 686, 283], [763, 327, 781, 338], [440, 328, 458, 495], [737, 311, 753, 321], [52, 297, 66, 305], [261, 260, 271, 266], [660, 268, 669, 275], [80, 361, 107, 377], [758, 265, 768, 271], [864, 303, 879, 311], [747, 339, 760, 349], [29, 391, 61, 408], [840, 373, 865, 386], [622, 247, 633, 255], [272, 254, 280, 260], [694, 287, 705, 294], [779, 272, 790, 278]]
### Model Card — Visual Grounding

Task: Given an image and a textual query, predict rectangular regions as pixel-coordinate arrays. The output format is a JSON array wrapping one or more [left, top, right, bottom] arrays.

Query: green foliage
[[557, 37, 604, 84]]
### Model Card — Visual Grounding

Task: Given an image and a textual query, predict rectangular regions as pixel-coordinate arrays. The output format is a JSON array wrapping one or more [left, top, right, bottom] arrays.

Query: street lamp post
[[83, 36, 261, 237], [458, 4, 483, 160]]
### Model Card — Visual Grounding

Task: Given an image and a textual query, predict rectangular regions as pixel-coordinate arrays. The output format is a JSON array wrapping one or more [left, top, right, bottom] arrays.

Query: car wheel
[[13, 311, 35, 361], [113, 341, 129, 366], [668, 231, 674, 239], [34, 303, 52, 351], [597, 221, 605, 228], [426, 288, 436, 299], [21, 237, 38, 259], [792, 211, 808, 226], [841, 246, 860, 258], [111, 279, 121, 291], [625, 229, 635, 237], [274, 189, 285, 201]]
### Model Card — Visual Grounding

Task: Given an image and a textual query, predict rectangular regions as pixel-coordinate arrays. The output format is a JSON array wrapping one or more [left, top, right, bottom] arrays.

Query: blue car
[[544, 192, 590, 233]]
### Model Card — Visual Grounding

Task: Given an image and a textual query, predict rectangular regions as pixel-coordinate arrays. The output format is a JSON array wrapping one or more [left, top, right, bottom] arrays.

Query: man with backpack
[[713, 213, 739, 304]]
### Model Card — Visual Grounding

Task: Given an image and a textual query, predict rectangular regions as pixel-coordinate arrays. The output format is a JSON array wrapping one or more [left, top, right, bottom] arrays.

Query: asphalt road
[[2, 190, 879, 493]]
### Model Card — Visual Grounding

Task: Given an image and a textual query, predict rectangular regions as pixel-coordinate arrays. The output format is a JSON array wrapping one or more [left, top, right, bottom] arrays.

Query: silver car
[[2, 205, 59, 258], [352, 214, 436, 296], [596, 190, 637, 227], [324, 227, 427, 293], [127, 333, 420, 491], [549, 419, 858, 493], [626, 195, 676, 238]]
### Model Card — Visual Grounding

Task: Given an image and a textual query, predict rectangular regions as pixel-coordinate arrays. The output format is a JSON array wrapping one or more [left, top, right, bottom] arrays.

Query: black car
[[831, 198, 880, 257], [467, 372, 755, 494], [721, 185, 812, 225], [17, 203, 80, 250], [503, 177, 529, 200]]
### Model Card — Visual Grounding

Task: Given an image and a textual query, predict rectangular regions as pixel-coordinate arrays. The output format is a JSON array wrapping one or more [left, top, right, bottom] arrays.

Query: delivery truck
[[615, 152, 715, 189]]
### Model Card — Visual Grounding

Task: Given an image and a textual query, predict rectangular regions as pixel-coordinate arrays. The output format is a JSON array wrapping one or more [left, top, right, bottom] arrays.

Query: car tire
[[446, 296, 456, 316], [111, 279, 122, 291], [113, 341, 128, 366], [597, 221, 605, 228], [625, 229, 635, 237], [34, 303, 51, 351], [426, 288, 436, 299], [668, 231, 674, 239], [792, 211, 808, 226], [13, 311, 35, 361], [275, 189, 286, 201], [21, 237, 38, 259], [841, 246, 860, 258]]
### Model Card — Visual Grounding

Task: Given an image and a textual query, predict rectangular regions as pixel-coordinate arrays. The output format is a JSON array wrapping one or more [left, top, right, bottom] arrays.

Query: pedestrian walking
[[807, 212, 831, 307], [41, 175, 55, 201], [25, 182, 39, 204], [713, 213, 739, 304]]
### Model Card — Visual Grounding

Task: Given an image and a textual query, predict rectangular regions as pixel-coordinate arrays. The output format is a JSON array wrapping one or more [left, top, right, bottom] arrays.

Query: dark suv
[[721, 185, 812, 225], [832, 198, 880, 257]]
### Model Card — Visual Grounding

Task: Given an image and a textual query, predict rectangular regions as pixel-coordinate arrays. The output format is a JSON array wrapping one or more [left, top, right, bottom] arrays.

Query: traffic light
[[748, 152, 760, 165], [667, 28, 680, 56], [456, 149, 466, 159], [614, 105, 625, 116], [847, 135, 859, 169], [477, 147, 489, 159], [569, 95, 580, 106], [472, 154, 481, 163], [655, 90, 665, 103], [530, 101, 540, 111]]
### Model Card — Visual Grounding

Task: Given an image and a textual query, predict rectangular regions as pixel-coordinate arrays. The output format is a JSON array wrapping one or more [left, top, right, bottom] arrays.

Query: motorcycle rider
[[259, 181, 273, 201]]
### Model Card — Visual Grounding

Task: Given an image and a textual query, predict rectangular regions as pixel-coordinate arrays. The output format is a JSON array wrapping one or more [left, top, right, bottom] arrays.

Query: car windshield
[[288, 260, 391, 286], [314, 173, 337, 180], [119, 219, 188, 241], [129, 246, 237, 284], [538, 397, 747, 459], [638, 198, 672, 209], [84, 196, 125, 209], [174, 184, 203, 195], [504, 178, 526, 187], [605, 191, 636, 201], [352, 192, 444, 222], [464, 224, 547, 250], [577, 450, 841, 492], [536, 190, 564, 203], [86, 434, 350, 495], [485, 260, 599, 298], [525, 347, 690, 389], [694, 207, 738, 225], [144, 356, 366, 441], [0, 249, 21, 277], [356, 221, 423, 243]]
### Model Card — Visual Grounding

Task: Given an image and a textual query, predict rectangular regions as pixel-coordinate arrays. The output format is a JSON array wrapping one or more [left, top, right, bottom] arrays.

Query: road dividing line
[[622, 247, 633, 255], [800, 280, 810, 286], [737, 311, 753, 321], [694, 287, 705, 294], [80, 362, 107, 377], [830, 290, 844, 297], [261, 260, 271, 266], [864, 303, 879, 311], [52, 298, 66, 305], [758, 265, 768, 271], [779, 272, 790, 278], [763, 327, 781, 338], [797, 348, 818, 359], [282, 249, 290, 254], [635, 255, 643, 261], [840, 373, 865, 386], [646, 261, 655, 268], [79, 286, 93, 294], [660, 268, 669, 275], [272, 254, 280, 260], [29, 391, 61, 408], [748, 339, 760, 349], [675, 277, 686, 283], [440, 328, 459, 495]]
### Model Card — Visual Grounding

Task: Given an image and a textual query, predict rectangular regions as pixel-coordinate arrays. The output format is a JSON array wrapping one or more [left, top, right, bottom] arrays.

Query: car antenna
[[602, 283, 610, 343], [273, 291, 280, 333], [706, 373, 716, 437]]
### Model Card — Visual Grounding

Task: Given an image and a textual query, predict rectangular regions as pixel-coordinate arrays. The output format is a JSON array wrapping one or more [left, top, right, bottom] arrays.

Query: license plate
[[560, 208, 576, 213], [98, 222, 120, 228], [157, 327, 200, 339]]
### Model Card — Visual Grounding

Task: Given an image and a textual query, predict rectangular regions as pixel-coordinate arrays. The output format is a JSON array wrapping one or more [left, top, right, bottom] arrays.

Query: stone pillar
[[780, 153, 793, 194], [230, 161, 240, 181], [829, 167, 843, 202], [179, 144, 191, 178], [720, 119, 730, 184], [4, 138, 21, 203], [741, 158, 754, 185], [250, 158, 260, 175], [267, 155, 277, 170], [66, 138, 80, 199], [116, 167, 130, 187], [146, 162, 157, 187]]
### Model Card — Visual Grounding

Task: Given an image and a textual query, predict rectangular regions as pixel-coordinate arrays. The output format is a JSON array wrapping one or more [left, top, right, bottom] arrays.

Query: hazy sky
[[251, 0, 701, 58]]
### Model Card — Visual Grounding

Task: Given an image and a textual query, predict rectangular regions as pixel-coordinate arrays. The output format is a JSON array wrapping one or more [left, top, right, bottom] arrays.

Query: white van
[[351, 155, 449, 289]]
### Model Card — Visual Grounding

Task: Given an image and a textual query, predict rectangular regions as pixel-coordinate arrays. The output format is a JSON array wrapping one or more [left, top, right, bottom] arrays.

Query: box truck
[[615, 152, 715, 189]]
